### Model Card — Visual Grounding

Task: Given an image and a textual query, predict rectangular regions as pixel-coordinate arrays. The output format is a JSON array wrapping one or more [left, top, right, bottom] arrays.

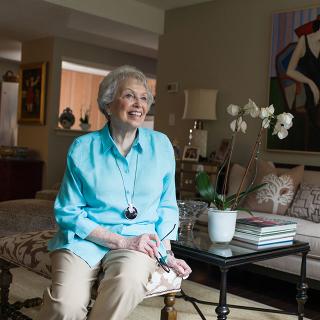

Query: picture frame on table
[[182, 146, 200, 162], [267, 6, 320, 153], [18, 62, 47, 125], [214, 138, 231, 163]]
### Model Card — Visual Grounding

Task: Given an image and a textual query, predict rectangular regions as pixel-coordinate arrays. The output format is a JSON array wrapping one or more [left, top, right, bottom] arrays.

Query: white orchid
[[272, 112, 294, 139], [227, 104, 240, 116], [277, 112, 294, 129], [260, 105, 275, 119], [244, 99, 260, 118], [196, 99, 294, 211], [273, 122, 289, 139], [230, 117, 247, 133], [261, 117, 271, 129]]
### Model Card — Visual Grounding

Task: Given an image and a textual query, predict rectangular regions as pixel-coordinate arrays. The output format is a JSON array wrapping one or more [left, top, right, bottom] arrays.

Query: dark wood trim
[[274, 162, 320, 171]]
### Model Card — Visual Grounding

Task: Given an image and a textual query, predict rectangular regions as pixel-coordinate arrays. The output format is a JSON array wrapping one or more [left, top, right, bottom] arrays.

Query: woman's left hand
[[166, 255, 192, 278]]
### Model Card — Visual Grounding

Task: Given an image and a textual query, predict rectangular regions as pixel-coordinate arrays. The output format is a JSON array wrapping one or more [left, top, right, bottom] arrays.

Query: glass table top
[[171, 229, 309, 265]]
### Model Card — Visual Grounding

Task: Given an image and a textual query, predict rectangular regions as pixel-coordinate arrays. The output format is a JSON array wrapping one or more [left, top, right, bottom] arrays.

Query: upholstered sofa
[[198, 162, 320, 289]]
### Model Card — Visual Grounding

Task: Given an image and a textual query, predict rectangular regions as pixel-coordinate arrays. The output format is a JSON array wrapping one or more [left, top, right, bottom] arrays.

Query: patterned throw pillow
[[227, 162, 275, 197], [243, 160, 304, 215], [285, 183, 320, 223]]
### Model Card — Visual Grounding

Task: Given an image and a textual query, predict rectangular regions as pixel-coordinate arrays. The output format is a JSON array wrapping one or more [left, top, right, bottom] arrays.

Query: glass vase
[[177, 200, 207, 243]]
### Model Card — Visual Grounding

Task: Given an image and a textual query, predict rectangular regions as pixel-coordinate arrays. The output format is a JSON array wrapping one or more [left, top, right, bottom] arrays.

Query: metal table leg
[[215, 268, 230, 320], [296, 251, 308, 320]]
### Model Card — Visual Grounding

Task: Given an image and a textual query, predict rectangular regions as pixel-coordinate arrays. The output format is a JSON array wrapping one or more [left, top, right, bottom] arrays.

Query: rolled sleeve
[[54, 141, 99, 239], [155, 144, 179, 240]]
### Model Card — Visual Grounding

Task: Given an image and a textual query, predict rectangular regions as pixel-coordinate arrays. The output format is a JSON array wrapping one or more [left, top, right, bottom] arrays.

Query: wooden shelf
[[176, 160, 219, 200]]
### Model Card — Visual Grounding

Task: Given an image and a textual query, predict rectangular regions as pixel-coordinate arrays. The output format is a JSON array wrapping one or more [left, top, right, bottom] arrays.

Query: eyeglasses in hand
[[155, 224, 176, 273]]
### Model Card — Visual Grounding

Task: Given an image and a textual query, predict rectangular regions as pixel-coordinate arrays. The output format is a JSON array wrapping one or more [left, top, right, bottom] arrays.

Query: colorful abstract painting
[[268, 6, 320, 153]]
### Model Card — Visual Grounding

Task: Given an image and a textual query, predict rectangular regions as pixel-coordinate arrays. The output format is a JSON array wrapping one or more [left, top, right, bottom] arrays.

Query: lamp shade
[[183, 89, 218, 120]]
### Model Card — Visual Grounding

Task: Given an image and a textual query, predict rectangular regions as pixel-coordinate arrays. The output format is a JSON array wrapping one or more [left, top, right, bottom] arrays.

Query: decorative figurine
[[59, 107, 75, 129]]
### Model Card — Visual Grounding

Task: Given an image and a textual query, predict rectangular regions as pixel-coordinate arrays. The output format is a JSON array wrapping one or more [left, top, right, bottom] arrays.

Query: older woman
[[37, 65, 191, 320]]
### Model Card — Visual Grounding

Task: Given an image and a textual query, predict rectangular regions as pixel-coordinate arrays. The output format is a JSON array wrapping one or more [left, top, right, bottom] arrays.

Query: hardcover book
[[233, 235, 294, 245], [231, 238, 294, 250], [234, 230, 296, 242], [236, 217, 297, 233]]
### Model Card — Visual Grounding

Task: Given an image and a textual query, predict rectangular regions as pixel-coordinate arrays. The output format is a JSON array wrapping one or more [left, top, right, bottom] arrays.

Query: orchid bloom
[[227, 104, 240, 116], [272, 112, 294, 139], [260, 105, 275, 119], [277, 112, 294, 129], [244, 99, 260, 118], [272, 122, 289, 139], [230, 116, 247, 133], [259, 105, 275, 128]]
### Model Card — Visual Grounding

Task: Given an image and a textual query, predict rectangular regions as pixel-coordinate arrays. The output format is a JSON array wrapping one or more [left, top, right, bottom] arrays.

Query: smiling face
[[107, 78, 149, 131]]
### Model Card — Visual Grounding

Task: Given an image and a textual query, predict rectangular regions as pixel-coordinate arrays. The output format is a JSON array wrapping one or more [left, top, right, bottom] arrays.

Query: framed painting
[[18, 62, 47, 125], [267, 6, 320, 153]]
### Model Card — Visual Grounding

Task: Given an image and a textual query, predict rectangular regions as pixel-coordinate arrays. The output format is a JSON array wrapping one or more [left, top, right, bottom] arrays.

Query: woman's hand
[[308, 81, 320, 105], [166, 255, 192, 278], [121, 233, 160, 258]]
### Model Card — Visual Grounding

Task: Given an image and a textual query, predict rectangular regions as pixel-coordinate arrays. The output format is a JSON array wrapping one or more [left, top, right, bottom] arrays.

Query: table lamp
[[183, 88, 218, 158]]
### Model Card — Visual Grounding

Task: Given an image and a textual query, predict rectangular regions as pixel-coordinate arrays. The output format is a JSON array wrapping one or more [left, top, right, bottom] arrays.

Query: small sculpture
[[59, 108, 75, 129], [79, 106, 91, 131]]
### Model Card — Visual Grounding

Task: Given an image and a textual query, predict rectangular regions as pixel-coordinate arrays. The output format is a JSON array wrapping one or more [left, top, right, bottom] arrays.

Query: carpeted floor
[[9, 267, 309, 320]]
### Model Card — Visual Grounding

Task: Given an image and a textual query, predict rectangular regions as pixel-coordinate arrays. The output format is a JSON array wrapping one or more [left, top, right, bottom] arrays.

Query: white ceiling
[[0, 0, 213, 62]]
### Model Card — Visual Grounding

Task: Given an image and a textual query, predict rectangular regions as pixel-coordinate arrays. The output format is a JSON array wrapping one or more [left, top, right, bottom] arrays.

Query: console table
[[172, 230, 310, 320], [176, 160, 219, 199], [0, 158, 43, 201]]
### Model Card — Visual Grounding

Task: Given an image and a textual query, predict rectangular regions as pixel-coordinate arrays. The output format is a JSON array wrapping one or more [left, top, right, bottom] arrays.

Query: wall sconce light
[[183, 88, 218, 158]]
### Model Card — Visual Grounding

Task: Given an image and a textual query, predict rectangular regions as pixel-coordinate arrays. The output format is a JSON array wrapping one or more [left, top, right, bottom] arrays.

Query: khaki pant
[[36, 249, 157, 320]]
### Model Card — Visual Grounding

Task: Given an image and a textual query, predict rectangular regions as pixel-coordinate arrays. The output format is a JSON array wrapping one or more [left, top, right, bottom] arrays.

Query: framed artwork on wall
[[18, 62, 47, 125], [267, 6, 320, 153]]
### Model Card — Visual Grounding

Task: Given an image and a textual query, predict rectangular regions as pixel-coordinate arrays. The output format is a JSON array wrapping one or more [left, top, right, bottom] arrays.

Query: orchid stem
[[221, 133, 236, 201], [231, 124, 264, 210]]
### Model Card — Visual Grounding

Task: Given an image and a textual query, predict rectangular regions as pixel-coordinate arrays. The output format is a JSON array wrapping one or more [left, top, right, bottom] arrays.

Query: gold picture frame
[[18, 62, 47, 125]]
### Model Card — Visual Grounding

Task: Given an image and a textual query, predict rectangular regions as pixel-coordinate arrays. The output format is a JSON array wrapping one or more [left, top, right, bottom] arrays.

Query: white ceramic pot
[[207, 208, 237, 244]]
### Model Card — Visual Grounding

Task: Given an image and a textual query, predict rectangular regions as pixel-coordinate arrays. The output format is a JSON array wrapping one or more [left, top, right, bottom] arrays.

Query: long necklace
[[113, 151, 139, 219]]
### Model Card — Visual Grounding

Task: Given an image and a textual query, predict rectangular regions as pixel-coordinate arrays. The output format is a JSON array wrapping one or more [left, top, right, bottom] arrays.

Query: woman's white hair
[[97, 65, 154, 118]]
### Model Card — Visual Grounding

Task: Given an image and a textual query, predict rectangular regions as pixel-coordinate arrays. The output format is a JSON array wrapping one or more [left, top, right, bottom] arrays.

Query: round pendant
[[124, 206, 138, 220]]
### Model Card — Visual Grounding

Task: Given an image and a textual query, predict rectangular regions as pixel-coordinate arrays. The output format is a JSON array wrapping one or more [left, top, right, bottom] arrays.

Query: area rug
[[9, 267, 307, 319]]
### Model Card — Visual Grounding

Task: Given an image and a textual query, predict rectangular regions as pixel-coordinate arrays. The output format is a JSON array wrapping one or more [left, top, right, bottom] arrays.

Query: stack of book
[[231, 216, 297, 250]]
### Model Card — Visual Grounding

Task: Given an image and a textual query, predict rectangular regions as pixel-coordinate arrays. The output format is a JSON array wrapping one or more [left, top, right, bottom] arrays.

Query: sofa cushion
[[0, 230, 182, 298], [227, 164, 253, 197], [284, 183, 320, 223], [243, 161, 304, 215]]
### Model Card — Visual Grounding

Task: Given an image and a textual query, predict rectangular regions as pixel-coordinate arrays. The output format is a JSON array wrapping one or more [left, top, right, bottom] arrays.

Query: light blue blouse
[[48, 124, 179, 267]]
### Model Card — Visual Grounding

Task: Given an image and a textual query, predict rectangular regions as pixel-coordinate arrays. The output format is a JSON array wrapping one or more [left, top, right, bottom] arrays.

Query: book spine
[[233, 235, 294, 245], [234, 231, 296, 241]]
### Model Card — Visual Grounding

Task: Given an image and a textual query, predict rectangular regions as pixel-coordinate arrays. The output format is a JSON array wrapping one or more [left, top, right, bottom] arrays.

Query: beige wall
[[0, 59, 19, 80], [155, 0, 320, 166], [18, 37, 156, 187]]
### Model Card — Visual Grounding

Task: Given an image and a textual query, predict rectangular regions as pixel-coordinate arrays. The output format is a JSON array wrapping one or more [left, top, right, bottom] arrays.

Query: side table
[[172, 231, 310, 320]]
